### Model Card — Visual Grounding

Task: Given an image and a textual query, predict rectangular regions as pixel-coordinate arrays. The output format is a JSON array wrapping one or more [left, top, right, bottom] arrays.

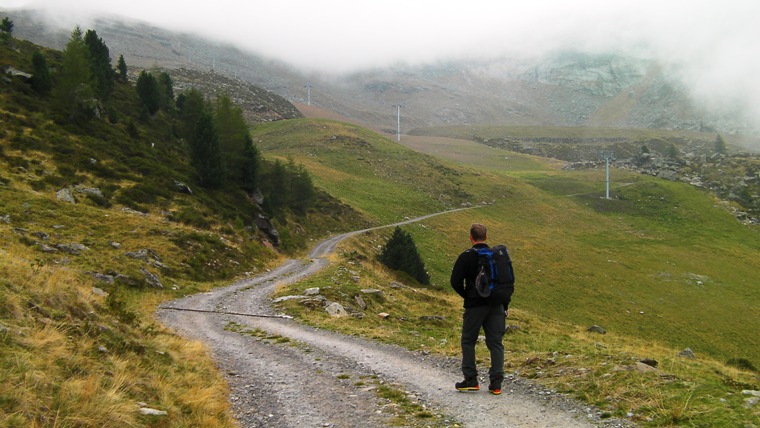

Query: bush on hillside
[[378, 226, 431, 285]]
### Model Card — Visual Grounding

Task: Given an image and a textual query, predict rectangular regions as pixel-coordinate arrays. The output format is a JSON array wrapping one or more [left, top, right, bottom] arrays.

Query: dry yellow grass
[[0, 223, 237, 427]]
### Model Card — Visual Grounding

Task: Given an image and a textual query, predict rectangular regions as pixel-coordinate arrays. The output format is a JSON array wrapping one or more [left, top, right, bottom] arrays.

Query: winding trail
[[156, 209, 619, 427]]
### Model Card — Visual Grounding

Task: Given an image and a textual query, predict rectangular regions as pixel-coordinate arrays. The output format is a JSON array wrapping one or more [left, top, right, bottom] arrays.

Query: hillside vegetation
[[260, 123, 760, 426], [0, 27, 366, 427], [2, 20, 760, 428]]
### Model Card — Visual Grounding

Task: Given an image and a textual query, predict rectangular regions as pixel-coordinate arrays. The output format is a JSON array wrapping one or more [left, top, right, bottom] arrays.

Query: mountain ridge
[[5, 8, 758, 139]]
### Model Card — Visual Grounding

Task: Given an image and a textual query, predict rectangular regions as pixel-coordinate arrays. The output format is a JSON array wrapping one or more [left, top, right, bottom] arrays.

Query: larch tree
[[53, 26, 96, 121]]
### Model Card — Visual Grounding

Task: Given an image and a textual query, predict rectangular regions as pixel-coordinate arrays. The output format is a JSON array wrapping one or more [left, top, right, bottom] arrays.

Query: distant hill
[[5, 8, 758, 140]]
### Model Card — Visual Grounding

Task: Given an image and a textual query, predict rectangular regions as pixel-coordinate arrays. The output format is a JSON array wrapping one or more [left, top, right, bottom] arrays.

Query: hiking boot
[[488, 378, 503, 395], [455, 377, 479, 391]]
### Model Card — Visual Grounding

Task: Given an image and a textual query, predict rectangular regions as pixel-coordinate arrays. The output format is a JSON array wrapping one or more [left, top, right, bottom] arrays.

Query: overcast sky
[[3, 0, 760, 122]]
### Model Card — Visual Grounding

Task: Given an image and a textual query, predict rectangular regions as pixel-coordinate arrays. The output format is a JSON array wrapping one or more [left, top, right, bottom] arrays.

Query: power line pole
[[601, 151, 614, 199], [304, 84, 311, 106], [394, 105, 401, 141]]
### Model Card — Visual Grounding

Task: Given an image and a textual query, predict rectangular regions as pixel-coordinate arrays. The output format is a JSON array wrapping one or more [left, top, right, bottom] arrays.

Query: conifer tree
[[136, 70, 160, 115], [667, 143, 679, 159], [241, 134, 261, 193], [265, 159, 288, 212], [189, 112, 225, 188], [30, 51, 52, 95], [715, 134, 727, 155], [116, 54, 128, 83], [54, 26, 96, 121], [287, 159, 315, 214], [214, 94, 248, 182], [1, 17, 13, 34], [177, 88, 206, 140], [157, 72, 174, 110], [0, 17, 12, 42], [379, 227, 431, 285], [84, 29, 114, 101]]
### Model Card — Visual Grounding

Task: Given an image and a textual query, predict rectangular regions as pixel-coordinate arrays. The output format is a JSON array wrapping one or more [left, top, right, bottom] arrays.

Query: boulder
[[325, 302, 347, 317], [55, 243, 89, 255], [38, 243, 58, 253], [272, 295, 308, 303], [114, 274, 140, 287], [174, 181, 193, 195], [141, 267, 163, 289], [138, 407, 168, 416], [677, 348, 696, 359], [31, 231, 49, 240], [74, 185, 103, 197], [254, 214, 279, 245], [252, 188, 264, 205], [354, 295, 367, 310], [56, 188, 76, 203], [91, 287, 109, 297]]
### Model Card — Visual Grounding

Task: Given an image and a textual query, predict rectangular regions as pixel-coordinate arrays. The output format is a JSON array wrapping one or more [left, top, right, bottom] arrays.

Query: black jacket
[[450, 243, 513, 309]]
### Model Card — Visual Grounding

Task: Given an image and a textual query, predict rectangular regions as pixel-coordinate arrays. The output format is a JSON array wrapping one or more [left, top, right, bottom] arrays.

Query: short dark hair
[[470, 223, 487, 241]]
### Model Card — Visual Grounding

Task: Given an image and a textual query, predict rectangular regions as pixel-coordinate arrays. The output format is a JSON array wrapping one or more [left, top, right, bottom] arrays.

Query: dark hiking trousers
[[461, 304, 505, 381]]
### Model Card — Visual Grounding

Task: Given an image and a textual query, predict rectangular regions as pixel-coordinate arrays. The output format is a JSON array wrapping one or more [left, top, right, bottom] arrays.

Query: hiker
[[450, 223, 512, 395]]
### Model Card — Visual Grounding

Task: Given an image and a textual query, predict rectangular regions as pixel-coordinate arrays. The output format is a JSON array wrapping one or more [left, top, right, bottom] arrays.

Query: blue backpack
[[474, 245, 515, 298]]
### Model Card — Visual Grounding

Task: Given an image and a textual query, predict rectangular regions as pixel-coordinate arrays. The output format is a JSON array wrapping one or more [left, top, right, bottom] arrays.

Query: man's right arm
[[450, 253, 467, 298]]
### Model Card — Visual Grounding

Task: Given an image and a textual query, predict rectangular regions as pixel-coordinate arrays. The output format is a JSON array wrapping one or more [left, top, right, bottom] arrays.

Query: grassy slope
[[261, 123, 760, 426], [2, 33, 758, 426], [0, 38, 367, 427]]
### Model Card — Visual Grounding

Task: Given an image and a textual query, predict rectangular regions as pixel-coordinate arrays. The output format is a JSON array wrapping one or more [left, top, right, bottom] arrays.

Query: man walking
[[450, 223, 512, 395]]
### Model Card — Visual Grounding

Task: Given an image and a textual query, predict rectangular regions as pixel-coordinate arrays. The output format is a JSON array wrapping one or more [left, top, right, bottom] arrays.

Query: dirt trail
[[157, 213, 629, 427]]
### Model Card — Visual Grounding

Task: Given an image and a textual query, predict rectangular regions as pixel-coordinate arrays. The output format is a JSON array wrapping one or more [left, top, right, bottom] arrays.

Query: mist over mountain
[[4, 8, 758, 142]]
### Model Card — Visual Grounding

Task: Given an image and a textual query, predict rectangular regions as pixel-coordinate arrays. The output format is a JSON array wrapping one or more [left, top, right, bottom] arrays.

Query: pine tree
[[157, 72, 174, 111], [241, 134, 261, 193], [177, 88, 206, 140], [715, 134, 727, 155], [136, 70, 160, 115], [379, 227, 431, 285], [30, 51, 52, 95], [0, 17, 12, 42], [1, 17, 13, 34], [667, 143, 679, 159], [265, 159, 288, 212], [84, 29, 114, 101], [287, 159, 315, 214], [214, 94, 248, 182], [189, 112, 225, 188], [116, 54, 128, 83]]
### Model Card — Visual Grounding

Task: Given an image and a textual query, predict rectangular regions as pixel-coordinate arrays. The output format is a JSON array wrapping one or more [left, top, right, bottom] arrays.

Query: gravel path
[[157, 214, 631, 427]]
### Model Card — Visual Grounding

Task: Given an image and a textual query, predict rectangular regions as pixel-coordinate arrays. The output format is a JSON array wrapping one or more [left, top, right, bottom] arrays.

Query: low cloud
[[5, 0, 760, 127]]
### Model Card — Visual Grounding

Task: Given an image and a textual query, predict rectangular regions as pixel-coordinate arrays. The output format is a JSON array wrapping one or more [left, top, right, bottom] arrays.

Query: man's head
[[469, 223, 487, 244]]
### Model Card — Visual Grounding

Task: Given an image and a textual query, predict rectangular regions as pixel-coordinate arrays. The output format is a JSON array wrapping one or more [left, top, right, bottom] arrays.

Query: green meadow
[[256, 119, 760, 426]]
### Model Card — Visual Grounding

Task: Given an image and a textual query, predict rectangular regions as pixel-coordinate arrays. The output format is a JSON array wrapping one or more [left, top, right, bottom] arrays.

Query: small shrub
[[172, 207, 212, 229], [378, 226, 431, 285], [41, 174, 69, 188], [85, 193, 111, 208], [4, 155, 30, 170], [727, 358, 758, 372]]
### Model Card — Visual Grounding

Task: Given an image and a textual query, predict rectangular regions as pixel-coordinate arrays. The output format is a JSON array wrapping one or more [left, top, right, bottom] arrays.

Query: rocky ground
[[157, 219, 634, 428]]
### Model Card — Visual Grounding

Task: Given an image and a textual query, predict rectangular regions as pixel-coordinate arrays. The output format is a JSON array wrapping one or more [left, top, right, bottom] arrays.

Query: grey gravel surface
[[157, 215, 633, 427]]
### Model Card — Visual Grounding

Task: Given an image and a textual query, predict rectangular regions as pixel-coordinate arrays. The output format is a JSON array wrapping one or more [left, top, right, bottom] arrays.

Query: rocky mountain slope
[[5, 9, 757, 137]]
